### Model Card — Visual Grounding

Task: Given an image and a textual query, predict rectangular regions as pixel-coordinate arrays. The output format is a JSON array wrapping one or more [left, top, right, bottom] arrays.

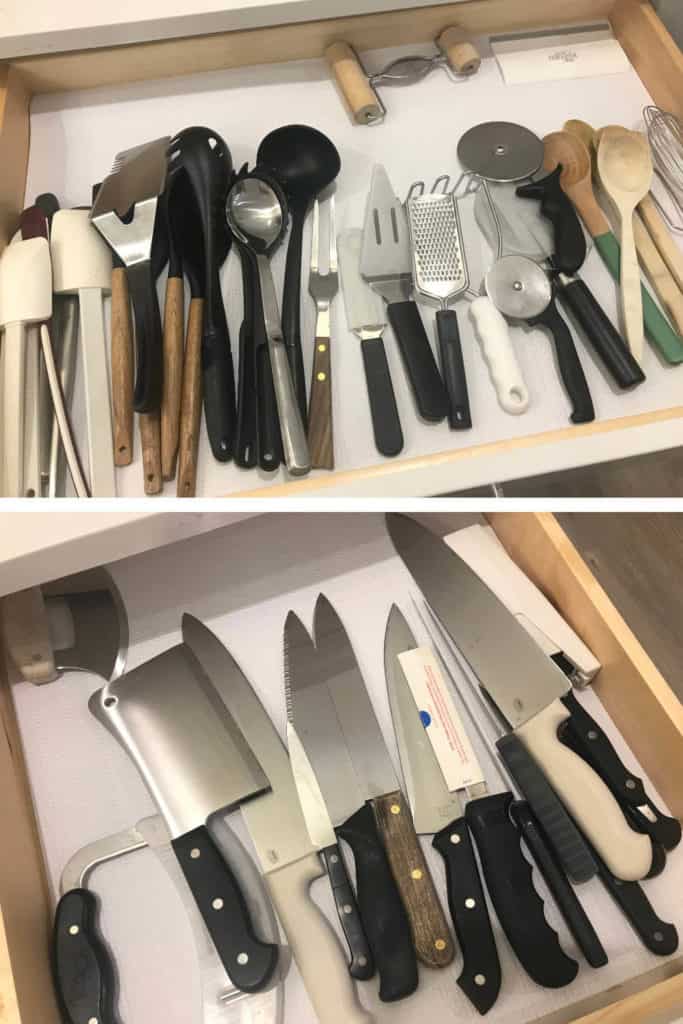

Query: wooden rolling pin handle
[[437, 27, 481, 75], [325, 41, 382, 125], [138, 411, 162, 495], [177, 298, 204, 498], [110, 266, 134, 466], [161, 274, 185, 480]]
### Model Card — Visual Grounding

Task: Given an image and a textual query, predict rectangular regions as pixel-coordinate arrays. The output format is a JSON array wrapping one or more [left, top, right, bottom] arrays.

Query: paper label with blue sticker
[[398, 646, 484, 792]]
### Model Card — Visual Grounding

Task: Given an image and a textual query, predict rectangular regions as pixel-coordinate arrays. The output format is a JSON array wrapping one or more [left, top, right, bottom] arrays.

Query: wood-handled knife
[[283, 608, 417, 1002], [311, 594, 454, 971], [386, 514, 653, 883], [182, 614, 373, 1024]]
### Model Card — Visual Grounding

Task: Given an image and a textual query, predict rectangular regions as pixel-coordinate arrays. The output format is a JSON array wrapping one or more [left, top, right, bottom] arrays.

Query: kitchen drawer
[[0, 511, 682, 1023], [2, 2, 683, 497]]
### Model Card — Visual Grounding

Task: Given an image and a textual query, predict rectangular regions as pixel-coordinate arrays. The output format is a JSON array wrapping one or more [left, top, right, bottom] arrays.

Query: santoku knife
[[182, 614, 373, 1024], [386, 514, 653, 882]]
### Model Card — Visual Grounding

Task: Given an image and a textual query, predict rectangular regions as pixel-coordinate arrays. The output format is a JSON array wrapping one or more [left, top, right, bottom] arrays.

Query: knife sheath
[[373, 790, 455, 968]]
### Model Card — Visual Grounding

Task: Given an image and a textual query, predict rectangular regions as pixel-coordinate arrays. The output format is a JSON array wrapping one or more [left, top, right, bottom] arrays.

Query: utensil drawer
[[0, 510, 681, 1022]]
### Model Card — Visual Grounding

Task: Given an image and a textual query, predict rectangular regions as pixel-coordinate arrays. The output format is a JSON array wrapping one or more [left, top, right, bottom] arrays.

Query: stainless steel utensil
[[307, 195, 338, 470]]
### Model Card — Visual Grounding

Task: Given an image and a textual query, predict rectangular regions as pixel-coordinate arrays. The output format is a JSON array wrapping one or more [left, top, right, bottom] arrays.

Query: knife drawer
[[2, 2, 683, 497], [0, 510, 681, 1023]]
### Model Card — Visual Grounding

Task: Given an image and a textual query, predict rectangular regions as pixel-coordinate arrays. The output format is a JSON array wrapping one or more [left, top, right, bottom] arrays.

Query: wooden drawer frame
[[0, 1, 682, 496], [0, 510, 682, 1022]]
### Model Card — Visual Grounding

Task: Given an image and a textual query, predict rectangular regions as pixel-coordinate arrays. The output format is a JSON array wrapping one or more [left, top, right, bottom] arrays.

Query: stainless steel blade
[[384, 606, 461, 834], [313, 594, 399, 799], [182, 614, 316, 875], [284, 609, 367, 826], [60, 821, 149, 894], [90, 644, 269, 838], [386, 516, 570, 729], [360, 164, 413, 280]]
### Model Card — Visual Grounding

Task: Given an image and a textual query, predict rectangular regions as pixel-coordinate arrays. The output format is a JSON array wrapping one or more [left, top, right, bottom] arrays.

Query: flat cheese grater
[[407, 179, 472, 429]]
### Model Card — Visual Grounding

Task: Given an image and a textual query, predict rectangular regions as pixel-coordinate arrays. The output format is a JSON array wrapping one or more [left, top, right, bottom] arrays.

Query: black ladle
[[257, 124, 341, 428], [169, 126, 235, 462]]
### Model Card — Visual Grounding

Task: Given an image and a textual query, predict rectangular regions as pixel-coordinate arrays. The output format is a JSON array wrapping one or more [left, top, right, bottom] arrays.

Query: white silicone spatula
[[51, 209, 115, 496]]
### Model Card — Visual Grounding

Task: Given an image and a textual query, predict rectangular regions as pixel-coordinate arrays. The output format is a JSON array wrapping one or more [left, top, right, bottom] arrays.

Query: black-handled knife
[[592, 845, 678, 956], [53, 889, 117, 1024]]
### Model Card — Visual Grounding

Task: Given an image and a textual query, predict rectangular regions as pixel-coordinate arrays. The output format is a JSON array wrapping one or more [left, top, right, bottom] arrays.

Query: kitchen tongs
[[91, 137, 169, 414]]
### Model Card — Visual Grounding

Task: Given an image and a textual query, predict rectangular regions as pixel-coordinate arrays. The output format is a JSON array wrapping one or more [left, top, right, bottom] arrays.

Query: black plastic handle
[[432, 817, 501, 1014], [510, 801, 608, 969], [336, 802, 418, 1003], [360, 337, 404, 458], [516, 167, 586, 275], [234, 247, 259, 469], [281, 199, 309, 428], [595, 848, 678, 955], [321, 844, 375, 981], [558, 277, 646, 390], [126, 260, 163, 413], [435, 309, 472, 429], [387, 301, 447, 423], [202, 289, 236, 462], [465, 792, 579, 988], [560, 692, 681, 852], [53, 889, 116, 1024], [533, 299, 595, 424], [173, 825, 278, 993], [497, 732, 596, 884]]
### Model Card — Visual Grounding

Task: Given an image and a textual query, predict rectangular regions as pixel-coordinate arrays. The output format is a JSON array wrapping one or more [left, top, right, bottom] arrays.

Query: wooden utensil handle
[[619, 213, 645, 364], [639, 194, 683, 292], [374, 789, 455, 968], [632, 211, 683, 334], [161, 275, 185, 480], [111, 266, 134, 466], [177, 298, 203, 498], [138, 411, 162, 495], [307, 335, 333, 470]]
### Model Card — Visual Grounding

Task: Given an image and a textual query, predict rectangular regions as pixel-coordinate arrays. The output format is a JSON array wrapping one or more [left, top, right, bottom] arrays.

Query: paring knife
[[311, 594, 454, 971], [417, 602, 608, 973], [384, 605, 501, 1013], [360, 164, 448, 423], [90, 643, 279, 994], [181, 614, 373, 1024], [386, 514, 653, 883], [284, 609, 418, 1003]]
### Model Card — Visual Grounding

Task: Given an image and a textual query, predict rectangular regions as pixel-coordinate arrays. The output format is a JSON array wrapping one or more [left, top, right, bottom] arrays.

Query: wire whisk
[[643, 104, 683, 232]]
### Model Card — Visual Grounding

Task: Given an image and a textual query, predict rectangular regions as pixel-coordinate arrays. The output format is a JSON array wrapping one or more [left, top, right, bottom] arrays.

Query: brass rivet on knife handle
[[325, 42, 382, 125], [437, 27, 481, 75], [138, 411, 162, 495], [111, 266, 134, 465], [177, 297, 204, 498], [161, 275, 185, 480], [373, 790, 455, 967]]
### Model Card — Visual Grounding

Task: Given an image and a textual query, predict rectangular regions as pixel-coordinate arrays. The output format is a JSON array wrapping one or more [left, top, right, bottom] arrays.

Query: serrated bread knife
[[385, 514, 653, 882]]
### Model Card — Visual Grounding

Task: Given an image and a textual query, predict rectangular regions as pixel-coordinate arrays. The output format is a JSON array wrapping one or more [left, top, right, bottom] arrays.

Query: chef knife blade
[[89, 643, 278, 994], [312, 594, 454, 970], [284, 613, 374, 980], [384, 605, 501, 1013], [284, 608, 417, 1002], [386, 514, 653, 883], [181, 614, 373, 1024]]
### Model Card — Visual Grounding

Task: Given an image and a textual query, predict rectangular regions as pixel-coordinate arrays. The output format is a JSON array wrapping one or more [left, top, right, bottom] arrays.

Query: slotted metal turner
[[407, 180, 472, 428]]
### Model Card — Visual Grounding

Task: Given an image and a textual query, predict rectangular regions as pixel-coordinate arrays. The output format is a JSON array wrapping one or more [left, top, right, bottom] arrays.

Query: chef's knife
[[313, 594, 454, 971], [284, 609, 418, 1002], [386, 514, 653, 883], [384, 605, 501, 1012], [284, 614, 374, 980], [181, 614, 373, 1024], [89, 643, 279, 994]]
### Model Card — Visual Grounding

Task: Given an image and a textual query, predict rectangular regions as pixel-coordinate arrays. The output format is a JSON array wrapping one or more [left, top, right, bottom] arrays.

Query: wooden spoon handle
[[638, 194, 683, 293], [138, 411, 162, 495], [111, 266, 134, 466], [177, 297, 204, 498], [632, 211, 683, 334], [619, 211, 645, 364], [161, 274, 185, 480]]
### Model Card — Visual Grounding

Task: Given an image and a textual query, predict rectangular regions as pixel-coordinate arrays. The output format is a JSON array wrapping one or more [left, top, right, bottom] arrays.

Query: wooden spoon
[[598, 126, 653, 362]]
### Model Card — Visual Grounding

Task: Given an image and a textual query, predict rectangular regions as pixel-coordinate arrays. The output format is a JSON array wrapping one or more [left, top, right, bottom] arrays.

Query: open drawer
[[0, 510, 682, 1023], [2, 2, 683, 497]]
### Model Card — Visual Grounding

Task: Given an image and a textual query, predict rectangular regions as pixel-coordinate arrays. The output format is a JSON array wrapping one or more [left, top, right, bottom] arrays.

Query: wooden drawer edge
[[572, 969, 683, 1023]]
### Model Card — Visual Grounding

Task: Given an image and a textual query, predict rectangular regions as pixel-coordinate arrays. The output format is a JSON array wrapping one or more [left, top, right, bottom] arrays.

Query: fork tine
[[329, 195, 337, 273], [310, 198, 320, 274]]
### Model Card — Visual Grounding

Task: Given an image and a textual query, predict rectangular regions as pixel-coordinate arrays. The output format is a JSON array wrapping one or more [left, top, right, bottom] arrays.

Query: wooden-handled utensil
[[161, 184, 184, 480], [597, 127, 654, 363]]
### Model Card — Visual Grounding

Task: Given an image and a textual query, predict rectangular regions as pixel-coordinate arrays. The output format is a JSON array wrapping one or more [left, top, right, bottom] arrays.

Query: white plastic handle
[[516, 699, 652, 881], [470, 297, 530, 415], [1, 322, 27, 496], [267, 853, 373, 1024]]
